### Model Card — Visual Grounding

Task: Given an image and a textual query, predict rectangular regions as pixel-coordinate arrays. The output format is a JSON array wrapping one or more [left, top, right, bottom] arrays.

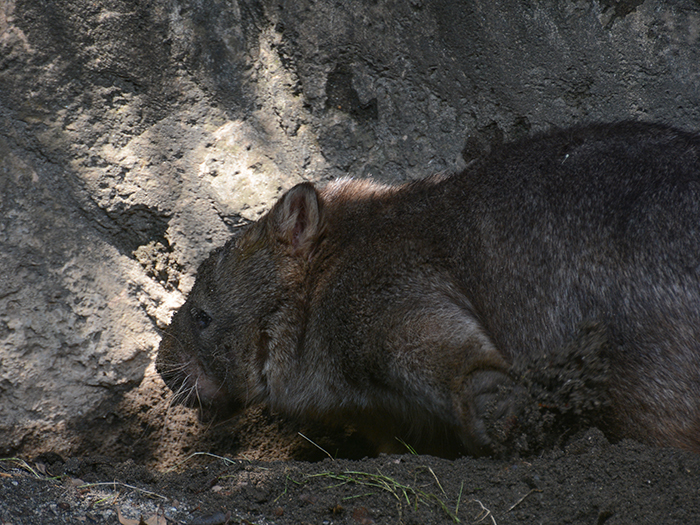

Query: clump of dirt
[[522, 323, 612, 421], [481, 323, 615, 457], [133, 241, 184, 291]]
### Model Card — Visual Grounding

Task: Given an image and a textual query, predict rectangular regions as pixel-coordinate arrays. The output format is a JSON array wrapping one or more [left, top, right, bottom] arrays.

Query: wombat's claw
[[461, 370, 528, 455]]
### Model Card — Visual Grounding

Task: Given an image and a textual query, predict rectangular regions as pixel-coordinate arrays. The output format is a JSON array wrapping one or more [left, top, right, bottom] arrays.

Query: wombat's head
[[156, 182, 324, 420]]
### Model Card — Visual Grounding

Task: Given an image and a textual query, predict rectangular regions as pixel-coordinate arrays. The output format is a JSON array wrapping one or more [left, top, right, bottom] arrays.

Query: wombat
[[157, 121, 700, 457]]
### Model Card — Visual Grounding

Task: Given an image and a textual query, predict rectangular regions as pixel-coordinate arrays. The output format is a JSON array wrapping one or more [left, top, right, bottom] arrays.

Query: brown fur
[[157, 122, 700, 456]]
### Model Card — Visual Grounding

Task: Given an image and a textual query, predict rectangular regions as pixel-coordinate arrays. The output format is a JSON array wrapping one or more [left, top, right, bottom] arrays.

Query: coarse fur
[[157, 121, 700, 457]]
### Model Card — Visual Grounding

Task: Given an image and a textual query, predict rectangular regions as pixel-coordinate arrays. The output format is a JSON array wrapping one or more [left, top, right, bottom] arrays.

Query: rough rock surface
[[1, 0, 699, 470]]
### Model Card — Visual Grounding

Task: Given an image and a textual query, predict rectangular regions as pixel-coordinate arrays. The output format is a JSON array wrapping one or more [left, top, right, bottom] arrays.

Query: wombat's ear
[[273, 182, 323, 257]]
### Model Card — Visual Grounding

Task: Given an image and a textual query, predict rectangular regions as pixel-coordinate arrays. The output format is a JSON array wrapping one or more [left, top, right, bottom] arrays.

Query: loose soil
[[2, 427, 699, 525]]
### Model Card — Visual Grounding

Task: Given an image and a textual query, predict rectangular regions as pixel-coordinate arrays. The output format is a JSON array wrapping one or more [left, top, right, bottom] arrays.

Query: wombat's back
[[443, 122, 700, 448]]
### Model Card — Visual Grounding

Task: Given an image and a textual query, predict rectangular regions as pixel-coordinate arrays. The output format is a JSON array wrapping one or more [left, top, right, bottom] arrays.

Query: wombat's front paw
[[456, 370, 532, 456]]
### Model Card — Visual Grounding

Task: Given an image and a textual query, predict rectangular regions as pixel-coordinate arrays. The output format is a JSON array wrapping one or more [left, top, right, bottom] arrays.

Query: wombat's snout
[[156, 329, 230, 408], [157, 350, 245, 421]]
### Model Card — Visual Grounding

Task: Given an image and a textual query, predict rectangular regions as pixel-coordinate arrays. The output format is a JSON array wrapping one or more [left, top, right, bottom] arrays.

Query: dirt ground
[[2, 426, 700, 525]]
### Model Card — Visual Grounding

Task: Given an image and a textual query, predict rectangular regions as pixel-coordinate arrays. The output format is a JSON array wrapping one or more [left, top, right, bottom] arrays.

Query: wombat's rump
[[157, 122, 700, 457]]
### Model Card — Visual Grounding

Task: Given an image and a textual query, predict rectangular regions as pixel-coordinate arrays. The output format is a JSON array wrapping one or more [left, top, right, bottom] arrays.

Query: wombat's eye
[[192, 309, 212, 330]]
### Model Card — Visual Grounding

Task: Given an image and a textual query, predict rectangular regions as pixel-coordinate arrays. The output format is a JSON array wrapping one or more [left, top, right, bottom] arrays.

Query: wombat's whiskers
[[159, 361, 196, 408], [173, 377, 196, 407]]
